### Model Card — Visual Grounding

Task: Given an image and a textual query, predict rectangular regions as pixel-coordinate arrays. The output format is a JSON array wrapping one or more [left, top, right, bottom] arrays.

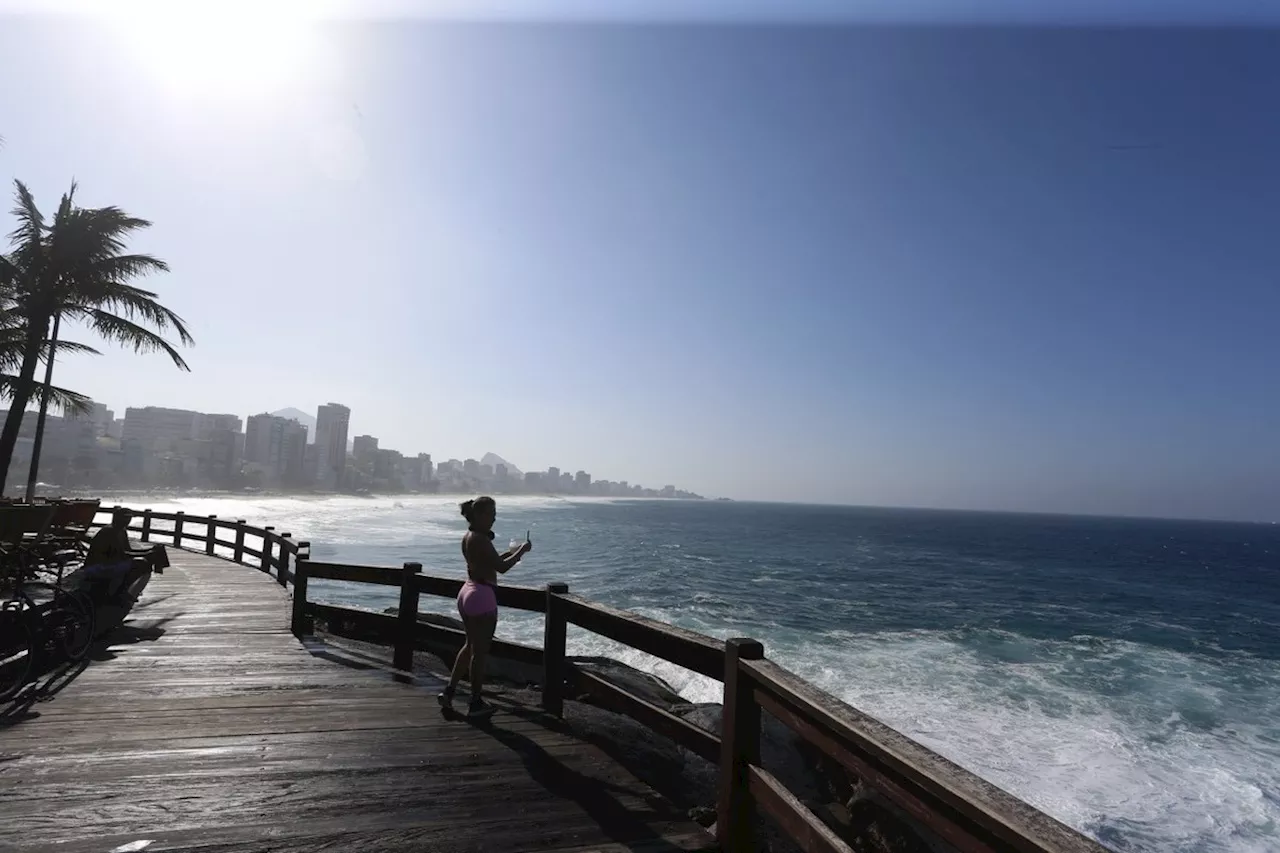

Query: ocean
[[103, 493, 1279, 853]]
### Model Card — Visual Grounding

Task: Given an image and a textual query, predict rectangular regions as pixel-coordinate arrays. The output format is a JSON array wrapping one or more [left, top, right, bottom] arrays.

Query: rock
[[670, 702, 825, 804], [688, 806, 716, 827], [568, 656, 686, 707]]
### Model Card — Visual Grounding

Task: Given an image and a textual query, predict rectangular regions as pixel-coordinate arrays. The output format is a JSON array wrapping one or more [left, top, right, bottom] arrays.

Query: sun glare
[[107, 0, 319, 95]]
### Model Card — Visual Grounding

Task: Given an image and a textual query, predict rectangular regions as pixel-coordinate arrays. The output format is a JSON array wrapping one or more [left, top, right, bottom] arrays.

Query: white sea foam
[[485, 610, 1280, 853]]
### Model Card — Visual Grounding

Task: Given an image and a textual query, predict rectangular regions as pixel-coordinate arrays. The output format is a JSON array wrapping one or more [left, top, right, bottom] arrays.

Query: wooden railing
[[89, 506, 310, 587], [103, 507, 1109, 853]]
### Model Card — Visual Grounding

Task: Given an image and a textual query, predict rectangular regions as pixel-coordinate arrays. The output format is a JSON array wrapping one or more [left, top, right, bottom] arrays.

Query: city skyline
[[1, 10, 1277, 522], [3, 396, 706, 500]]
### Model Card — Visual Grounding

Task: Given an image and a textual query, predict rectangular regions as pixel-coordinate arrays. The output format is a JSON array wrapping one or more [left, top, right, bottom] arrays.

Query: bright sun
[[107, 0, 318, 95]]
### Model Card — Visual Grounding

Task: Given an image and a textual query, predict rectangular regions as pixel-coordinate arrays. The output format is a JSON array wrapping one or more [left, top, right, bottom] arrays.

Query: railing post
[[717, 637, 765, 853], [233, 520, 247, 564], [260, 526, 275, 572], [290, 552, 311, 637], [206, 515, 217, 555], [277, 533, 292, 586], [542, 582, 569, 717], [173, 511, 184, 548], [393, 562, 422, 676], [140, 508, 152, 542]]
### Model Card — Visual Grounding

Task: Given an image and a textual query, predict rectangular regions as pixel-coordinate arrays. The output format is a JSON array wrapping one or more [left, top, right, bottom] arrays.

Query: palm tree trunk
[[0, 318, 49, 495], [25, 312, 61, 502]]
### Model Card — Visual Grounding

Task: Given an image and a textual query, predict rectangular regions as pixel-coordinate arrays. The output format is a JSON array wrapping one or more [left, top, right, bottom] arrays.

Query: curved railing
[[98, 506, 1108, 853], [90, 505, 309, 586]]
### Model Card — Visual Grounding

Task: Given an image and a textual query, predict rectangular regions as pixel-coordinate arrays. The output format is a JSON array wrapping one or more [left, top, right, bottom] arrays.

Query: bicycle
[[0, 514, 96, 702]]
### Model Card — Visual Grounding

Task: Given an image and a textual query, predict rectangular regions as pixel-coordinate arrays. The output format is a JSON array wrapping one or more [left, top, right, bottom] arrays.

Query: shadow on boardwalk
[[0, 549, 716, 853], [1, 603, 174, 729]]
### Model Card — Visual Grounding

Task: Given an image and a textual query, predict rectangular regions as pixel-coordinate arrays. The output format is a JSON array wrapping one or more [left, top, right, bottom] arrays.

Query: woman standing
[[438, 496, 531, 717]]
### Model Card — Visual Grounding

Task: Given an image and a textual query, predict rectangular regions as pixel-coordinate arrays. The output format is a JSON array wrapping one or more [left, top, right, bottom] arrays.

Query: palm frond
[[8, 179, 45, 248], [42, 338, 101, 359], [84, 308, 191, 370], [0, 374, 93, 415], [83, 254, 170, 283], [0, 253, 21, 289], [64, 281, 192, 346]]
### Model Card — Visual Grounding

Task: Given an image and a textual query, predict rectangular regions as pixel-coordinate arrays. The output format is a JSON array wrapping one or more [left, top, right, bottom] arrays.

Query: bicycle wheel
[[52, 589, 95, 662], [0, 607, 34, 701]]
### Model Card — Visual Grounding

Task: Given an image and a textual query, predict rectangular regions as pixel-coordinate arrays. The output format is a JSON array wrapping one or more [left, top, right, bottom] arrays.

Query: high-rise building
[[65, 401, 113, 438], [352, 435, 379, 463], [245, 414, 284, 468], [547, 467, 560, 491], [245, 413, 307, 484], [374, 448, 402, 481], [575, 471, 591, 493], [207, 428, 240, 483], [463, 458, 480, 477], [314, 403, 351, 489], [121, 406, 201, 453], [420, 453, 433, 483], [195, 413, 243, 440], [280, 419, 308, 485]]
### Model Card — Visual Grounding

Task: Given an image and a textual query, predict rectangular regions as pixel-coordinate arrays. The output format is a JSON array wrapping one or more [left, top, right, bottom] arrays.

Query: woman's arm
[[469, 537, 527, 578], [493, 541, 527, 574]]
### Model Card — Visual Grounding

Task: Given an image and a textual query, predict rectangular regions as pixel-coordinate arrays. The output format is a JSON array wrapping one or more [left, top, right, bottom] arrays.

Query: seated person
[[82, 509, 169, 603]]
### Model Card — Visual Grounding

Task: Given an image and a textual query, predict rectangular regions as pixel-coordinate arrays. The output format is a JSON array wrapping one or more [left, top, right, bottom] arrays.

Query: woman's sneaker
[[437, 689, 454, 709], [467, 698, 495, 719]]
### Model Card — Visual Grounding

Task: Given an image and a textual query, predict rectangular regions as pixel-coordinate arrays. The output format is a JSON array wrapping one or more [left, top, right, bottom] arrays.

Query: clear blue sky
[[0, 2, 1277, 521]]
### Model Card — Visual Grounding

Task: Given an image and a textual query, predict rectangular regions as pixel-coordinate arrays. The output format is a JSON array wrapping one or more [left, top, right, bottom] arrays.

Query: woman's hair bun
[[460, 499, 475, 520]]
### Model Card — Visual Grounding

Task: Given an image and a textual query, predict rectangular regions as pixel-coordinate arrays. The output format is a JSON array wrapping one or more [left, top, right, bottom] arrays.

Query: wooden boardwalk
[[0, 549, 717, 853]]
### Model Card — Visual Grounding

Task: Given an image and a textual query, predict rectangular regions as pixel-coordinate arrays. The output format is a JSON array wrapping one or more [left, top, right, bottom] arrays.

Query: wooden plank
[[0, 548, 715, 853], [414, 573, 546, 612], [745, 659, 1108, 853], [559, 593, 724, 679], [718, 637, 764, 852], [573, 667, 720, 763], [307, 561, 403, 586], [307, 601, 544, 668], [748, 765, 857, 853], [413, 619, 546, 668]]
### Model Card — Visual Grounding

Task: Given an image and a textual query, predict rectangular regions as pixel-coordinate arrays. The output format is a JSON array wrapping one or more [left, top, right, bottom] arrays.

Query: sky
[[0, 1, 1277, 521]]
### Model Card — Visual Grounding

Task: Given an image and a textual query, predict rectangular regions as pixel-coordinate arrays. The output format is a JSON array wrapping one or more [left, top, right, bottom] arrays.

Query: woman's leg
[[465, 607, 494, 706], [467, 611, 497, 707], [445, 633, 471, 695]]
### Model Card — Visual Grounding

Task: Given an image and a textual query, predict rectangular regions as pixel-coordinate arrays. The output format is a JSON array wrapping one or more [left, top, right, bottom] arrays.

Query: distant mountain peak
[[481, 452, 522, 477], [271, 408, 316, 442]]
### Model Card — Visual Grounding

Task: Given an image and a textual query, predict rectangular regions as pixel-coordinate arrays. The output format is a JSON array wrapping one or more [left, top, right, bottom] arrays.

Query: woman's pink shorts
[[457, 580, 497, 617]]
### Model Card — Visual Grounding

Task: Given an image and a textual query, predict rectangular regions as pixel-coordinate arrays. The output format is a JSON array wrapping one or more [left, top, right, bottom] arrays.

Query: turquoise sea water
[[106, 493, 1280, 853]]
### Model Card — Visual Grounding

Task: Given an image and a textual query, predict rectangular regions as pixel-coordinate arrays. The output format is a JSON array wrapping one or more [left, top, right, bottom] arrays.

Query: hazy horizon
[[91, 488, 1280, 528], [2, 2, 1277, 522]]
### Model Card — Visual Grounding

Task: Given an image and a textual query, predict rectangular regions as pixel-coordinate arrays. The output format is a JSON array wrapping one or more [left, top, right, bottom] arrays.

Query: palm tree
[[0, 180, 194, 495]]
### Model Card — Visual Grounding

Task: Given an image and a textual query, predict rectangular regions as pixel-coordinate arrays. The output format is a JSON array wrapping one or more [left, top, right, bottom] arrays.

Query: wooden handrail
[[93, 505, 1108, 853], [740, 658, 1106, 853]]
